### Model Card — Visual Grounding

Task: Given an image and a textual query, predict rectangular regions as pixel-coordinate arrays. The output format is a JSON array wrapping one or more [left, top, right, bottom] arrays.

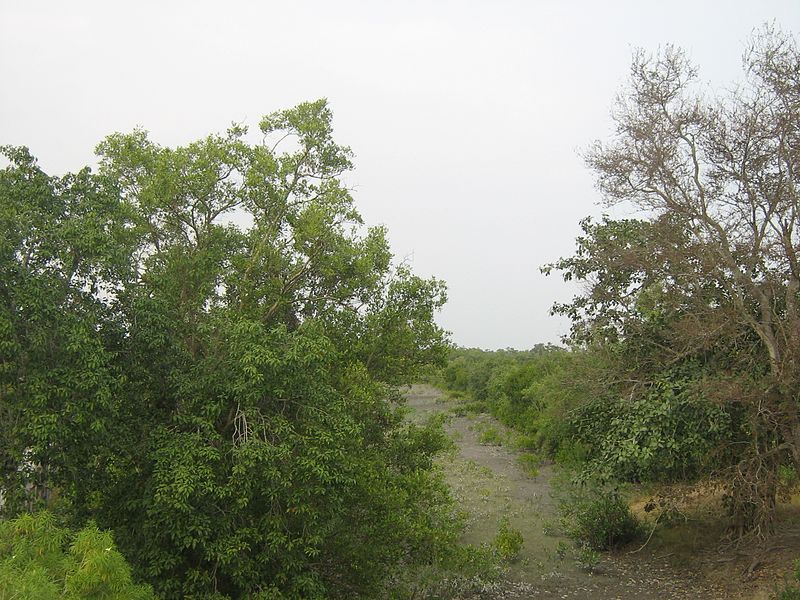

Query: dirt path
[[405, 384, 729, 600]]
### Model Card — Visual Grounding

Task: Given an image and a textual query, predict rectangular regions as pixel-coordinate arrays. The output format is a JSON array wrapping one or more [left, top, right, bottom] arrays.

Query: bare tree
[[553, 26, 800, 539]]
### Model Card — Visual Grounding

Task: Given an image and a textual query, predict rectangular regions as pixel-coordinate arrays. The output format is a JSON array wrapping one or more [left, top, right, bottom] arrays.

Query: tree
[[0, 100, 455, 598], [0, 145, 133, 516], [546, 26, 800, 538]]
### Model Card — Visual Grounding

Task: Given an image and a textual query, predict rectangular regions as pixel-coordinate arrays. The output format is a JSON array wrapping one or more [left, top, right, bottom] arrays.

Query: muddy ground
[[405, 384, 795, 600]]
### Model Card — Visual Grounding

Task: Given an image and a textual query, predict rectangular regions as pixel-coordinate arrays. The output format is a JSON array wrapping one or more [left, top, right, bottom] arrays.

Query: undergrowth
[[557, 479, 642, 551]]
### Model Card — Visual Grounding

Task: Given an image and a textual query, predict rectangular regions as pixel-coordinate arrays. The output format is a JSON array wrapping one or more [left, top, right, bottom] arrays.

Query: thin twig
[[629, 510, 664, 554]]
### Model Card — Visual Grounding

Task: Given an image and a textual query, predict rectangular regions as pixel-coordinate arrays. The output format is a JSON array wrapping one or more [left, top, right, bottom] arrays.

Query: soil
[[404, 383, 799, 600]]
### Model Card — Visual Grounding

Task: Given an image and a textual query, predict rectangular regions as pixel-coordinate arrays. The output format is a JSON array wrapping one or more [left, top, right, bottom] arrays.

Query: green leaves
[[541, 29, 800, 537], [573, 366, 736, 482], [0, 146, 128, 518], [1, 101, 453, 598], [0, 512, 155, 600]]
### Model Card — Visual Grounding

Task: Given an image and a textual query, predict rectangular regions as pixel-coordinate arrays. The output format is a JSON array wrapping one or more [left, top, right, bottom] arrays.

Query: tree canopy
[[0, 511, 155, 600], [546, 26, 800, 537], [0, 100, 455, 598]]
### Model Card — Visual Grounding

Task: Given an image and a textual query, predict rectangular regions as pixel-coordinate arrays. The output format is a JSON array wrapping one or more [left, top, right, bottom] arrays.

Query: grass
[[450, 400, 489, 417], [461, 459, 494, 478], [516, 453, 540, 478], [511, 433, 539, 451], [478, 426, 504, 446]]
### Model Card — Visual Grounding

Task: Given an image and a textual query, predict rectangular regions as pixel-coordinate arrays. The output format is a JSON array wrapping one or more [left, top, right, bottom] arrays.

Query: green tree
[[1, 100, 455, 598], [546, 27, 800, 538], [0, 145, 134, 515]]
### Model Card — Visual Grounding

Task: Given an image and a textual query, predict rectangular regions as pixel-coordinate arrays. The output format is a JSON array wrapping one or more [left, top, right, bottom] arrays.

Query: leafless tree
[[569, 25, 800, 538]]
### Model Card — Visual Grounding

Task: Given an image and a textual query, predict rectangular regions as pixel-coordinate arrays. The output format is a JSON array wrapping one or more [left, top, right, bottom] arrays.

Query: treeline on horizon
[[436, 344, 741, 484]]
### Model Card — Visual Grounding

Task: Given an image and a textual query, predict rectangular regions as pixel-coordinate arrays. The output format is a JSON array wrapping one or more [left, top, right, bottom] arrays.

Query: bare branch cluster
[[551, 26, 800, 538]]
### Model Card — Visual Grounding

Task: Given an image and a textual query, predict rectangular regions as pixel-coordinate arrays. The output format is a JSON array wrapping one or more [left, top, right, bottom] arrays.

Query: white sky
[[2, 1, 799, 349]]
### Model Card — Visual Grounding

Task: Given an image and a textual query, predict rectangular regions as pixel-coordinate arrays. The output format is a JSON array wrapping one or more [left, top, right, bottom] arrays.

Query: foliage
[[437, 345, 588, 458], [559, 485, 642, 551], [0, 100, 455, 598], [492, 518, 523, 562], [448, 399, 488, 417], [478, 426, 503, 446], [574, 544, 601, 573], [438, 342, 741, 490], [545, 26, 800, 537], [777, 587, 800, 600], [516, 453, 540, 478], [571, 363, 740, 482], [776, 559, 800, 599], [0, 511, 155, 599], [440, 345, 560, 404], [779, 465, 800, 499]]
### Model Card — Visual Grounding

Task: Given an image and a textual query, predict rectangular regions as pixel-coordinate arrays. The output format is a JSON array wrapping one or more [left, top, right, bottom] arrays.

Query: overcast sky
[[2, 1, 799, 349]]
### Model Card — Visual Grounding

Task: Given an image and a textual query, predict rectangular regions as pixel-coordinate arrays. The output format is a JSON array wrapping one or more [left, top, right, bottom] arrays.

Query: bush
[[478, 426, 504, 446], [437, 346, 594, 462], [571, 364, 740, 483], [778, 587, 800, 600], [0, 511, 154, 600], [561, 489, 641, 551], [555, 440, 589, 468], [516, 453, 540, 477], [511, 433, 538, 451], [493, 518, 524, 561]]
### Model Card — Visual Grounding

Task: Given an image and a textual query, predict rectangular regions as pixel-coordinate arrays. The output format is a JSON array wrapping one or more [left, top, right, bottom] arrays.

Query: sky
[[2, 1, 799, 349]]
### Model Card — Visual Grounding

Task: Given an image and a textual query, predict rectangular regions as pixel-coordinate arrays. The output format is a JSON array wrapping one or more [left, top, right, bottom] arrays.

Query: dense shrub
[[493, 518, 524, 561], [438, 348, 744, 485], [776, 560, 800, 599], [779, 584, 800, 600], [560, 489, 642, 551], [572, 365, 740, 482], [0, 511, 154, 600], [438, 347, 592, 459]]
